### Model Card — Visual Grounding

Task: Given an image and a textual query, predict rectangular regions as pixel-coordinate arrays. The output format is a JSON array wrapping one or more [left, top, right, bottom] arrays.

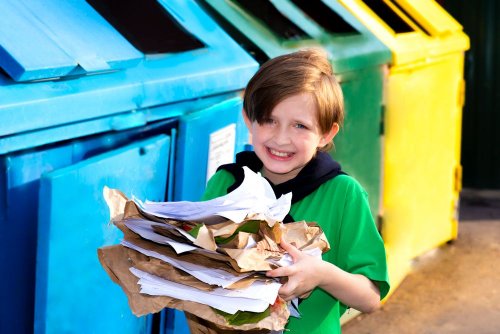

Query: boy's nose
[[273, 127, 291, 145]]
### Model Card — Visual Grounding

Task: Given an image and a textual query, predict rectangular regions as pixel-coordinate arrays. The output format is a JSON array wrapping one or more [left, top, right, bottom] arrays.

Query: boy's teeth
[[270, 149, 290, 157]]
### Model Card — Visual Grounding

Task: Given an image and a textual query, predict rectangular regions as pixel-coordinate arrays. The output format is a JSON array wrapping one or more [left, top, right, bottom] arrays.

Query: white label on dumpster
[[206, 124, 236, 183]]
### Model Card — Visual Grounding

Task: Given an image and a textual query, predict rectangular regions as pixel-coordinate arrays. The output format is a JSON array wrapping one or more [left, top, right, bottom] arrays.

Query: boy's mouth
[[268, 148, 293, 158]]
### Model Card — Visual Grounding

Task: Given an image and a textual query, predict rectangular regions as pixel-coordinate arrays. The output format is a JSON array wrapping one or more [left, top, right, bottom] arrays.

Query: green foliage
[[214, 306, 271, 326], [214, 220, 262, 244]]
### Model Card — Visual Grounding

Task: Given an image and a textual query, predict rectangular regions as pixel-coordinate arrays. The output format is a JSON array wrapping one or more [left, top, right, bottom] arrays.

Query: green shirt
[[202, 170, 390, 334]]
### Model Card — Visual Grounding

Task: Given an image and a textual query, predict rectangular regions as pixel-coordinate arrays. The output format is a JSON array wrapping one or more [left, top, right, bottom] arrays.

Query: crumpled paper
[[98, 185, 330, 332]]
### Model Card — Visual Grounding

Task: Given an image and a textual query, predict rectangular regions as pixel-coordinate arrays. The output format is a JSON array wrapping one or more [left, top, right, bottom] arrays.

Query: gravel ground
[[342, 189, 500, 334]]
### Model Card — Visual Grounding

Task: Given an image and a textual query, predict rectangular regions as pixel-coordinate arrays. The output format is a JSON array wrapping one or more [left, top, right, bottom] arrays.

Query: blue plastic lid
[[0, 0, 142, 82]]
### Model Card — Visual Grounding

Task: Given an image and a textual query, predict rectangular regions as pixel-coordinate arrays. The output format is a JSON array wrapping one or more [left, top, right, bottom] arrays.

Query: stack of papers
[[134, 166, 292, 224], [98, 167, 330, 332]]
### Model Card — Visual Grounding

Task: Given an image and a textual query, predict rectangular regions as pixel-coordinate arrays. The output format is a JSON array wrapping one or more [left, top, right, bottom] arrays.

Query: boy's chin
[[263, 165, 303, 182], [265, 167, 293, 175]]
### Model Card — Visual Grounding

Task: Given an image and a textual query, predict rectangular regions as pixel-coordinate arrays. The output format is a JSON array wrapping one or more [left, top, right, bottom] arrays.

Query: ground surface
[[342, 189, 500, 334]]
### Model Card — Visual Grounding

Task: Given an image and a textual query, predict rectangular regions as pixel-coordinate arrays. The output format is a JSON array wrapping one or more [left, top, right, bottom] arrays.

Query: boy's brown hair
[[243, 48, 344, 151]]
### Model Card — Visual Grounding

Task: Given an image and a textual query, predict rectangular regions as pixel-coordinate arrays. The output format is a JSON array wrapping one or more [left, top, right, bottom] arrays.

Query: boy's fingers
[[278, 281, 298, 301], [266, 266, 289, 278], [280, 239, 302, 262], [266, 240, 303, 278]]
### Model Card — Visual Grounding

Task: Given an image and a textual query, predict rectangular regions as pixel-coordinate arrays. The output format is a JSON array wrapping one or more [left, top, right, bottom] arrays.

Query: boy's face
[[244, 93, 338, 185]]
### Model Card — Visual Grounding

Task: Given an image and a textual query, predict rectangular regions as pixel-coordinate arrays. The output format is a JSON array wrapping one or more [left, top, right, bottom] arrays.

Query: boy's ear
[[242, 109, 252, 129], [319, 123, 340, 147]]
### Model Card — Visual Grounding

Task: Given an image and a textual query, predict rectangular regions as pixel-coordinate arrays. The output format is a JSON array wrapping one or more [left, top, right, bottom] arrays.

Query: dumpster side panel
[[175, 98, 248, 201], [382, 53, 465, 288], [333, 66, 386, 219], [0, 109, 175, 334], [35, 135, 169, 333], [0, 146, 72, 334]]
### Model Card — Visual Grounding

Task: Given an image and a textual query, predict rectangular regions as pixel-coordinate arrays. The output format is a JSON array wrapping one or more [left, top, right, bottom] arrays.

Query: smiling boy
[[201, 49, 389, 333]]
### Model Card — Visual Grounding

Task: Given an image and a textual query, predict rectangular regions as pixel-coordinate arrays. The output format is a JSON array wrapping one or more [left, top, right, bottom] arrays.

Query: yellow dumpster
[[338, 0, 470, 291]]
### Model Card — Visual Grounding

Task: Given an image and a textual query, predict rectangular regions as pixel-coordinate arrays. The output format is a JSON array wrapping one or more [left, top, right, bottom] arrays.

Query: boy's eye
[[294, 123, 307, 129]]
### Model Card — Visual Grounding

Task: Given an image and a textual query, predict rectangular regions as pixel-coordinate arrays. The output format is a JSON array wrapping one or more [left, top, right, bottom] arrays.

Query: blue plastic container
[[0, 0, 258, 333]]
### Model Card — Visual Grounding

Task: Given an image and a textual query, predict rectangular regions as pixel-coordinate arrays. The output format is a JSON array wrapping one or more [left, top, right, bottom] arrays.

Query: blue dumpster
[[0, 0, 258, 333]]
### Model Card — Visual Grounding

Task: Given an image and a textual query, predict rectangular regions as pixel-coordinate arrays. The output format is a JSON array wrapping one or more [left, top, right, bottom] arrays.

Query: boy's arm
[[267, 240, 381, 313], [267, 178, 389, 313]]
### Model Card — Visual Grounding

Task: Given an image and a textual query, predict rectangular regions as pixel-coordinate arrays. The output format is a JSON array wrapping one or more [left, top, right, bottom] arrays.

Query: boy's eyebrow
[[287, 117, 318, 128], [289, 113, 317, 124]]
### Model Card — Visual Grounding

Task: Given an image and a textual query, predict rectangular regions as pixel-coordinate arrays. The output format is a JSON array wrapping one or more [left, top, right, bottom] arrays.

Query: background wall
[[441, 0, 500, 189]]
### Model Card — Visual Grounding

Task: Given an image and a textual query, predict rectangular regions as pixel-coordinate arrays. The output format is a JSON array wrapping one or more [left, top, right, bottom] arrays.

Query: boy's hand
[[266, 239, 325, 301]]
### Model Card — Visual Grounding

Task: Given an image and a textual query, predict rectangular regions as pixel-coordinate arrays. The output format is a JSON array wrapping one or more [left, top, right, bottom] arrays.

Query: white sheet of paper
[[122, 240, 250, 288], [289, 298, 301, 318], [134, 167, 292, 224], [267, 248, 323, 268], [124, 219, 197, 254], [135, 267, 280, 304], [225, 279, 281, 305], [130, 268, 273, 314]]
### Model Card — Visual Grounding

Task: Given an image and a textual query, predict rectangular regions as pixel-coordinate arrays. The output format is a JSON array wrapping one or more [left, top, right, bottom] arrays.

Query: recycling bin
[[0, 0, 257, 333], [201, 0, 391, 220], [338, 0, 470, 289]]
